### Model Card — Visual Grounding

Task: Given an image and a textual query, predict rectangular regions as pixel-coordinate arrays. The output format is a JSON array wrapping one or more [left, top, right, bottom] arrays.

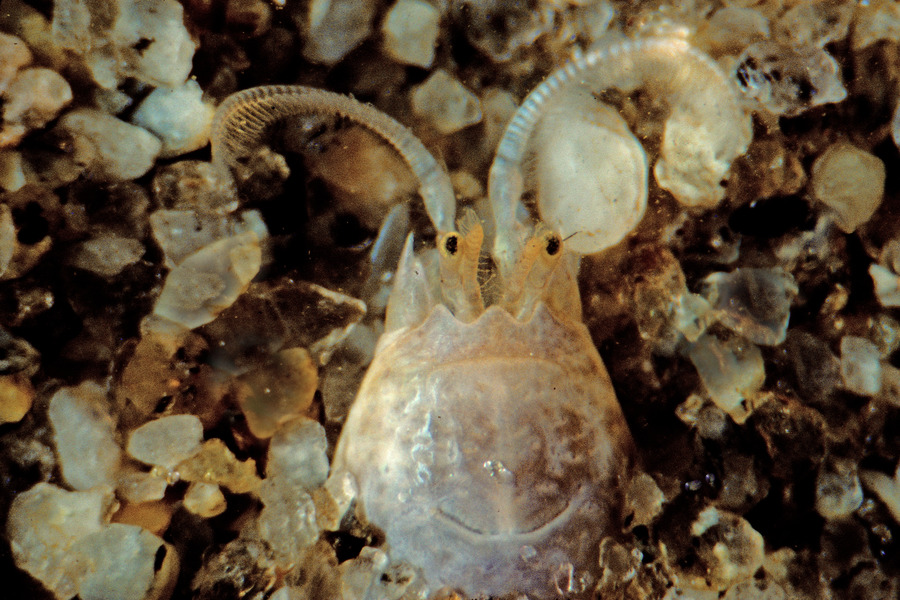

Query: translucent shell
[[332, 303, 633, 598]]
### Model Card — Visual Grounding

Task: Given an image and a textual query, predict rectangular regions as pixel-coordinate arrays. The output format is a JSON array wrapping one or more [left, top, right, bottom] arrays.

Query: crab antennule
[[211, 85, 457, 233]]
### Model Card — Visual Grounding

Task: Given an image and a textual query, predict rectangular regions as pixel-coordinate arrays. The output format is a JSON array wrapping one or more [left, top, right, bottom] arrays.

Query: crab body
[[208, 33, 749, 599], [332, 223, 634, 597], [334, 299, 631, 597]]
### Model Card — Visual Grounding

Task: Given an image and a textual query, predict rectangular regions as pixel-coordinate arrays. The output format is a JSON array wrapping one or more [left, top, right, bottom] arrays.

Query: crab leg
[[210, 85, 457, 234]]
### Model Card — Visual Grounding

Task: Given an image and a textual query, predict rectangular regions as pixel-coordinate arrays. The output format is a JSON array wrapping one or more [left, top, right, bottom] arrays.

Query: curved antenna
[[488, 36, 749, 274], [211, 85, 456, 233]]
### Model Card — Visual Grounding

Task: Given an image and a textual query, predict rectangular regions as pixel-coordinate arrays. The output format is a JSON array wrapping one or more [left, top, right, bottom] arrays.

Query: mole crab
[[210, 35, 750, 599]]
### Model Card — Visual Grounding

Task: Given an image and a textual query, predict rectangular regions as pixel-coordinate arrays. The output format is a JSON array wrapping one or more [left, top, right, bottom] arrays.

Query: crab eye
[[441, 232, 460, 257], [543, 233, 560, 257]]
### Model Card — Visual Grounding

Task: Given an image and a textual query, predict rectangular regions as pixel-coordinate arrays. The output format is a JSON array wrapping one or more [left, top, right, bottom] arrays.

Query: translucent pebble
[[0, 32, 32, 95], [150, 209, 261, 268], [297, 0, 376, 65], [279, 541, 342, 599], [785, 330, 841, 403], [153, 230, 262, 329], [152, 160, 237, 212], [183, 482, 227, 518], [315, 471, 358, 531], [815, 460, 863, 520], [718, 454, 763, 511], [269, 587, 292, 600], [625, 472, 665, 528], [224, 0, 272, 38], [0, 203, 13, 274], [0, 322, 39, 374], [571, 1, 614, 45], [0, 119, 25, 147], [840, 336, 882, 396], [200, 278, 366, 370], [632, 249, 714, 349], [93, 87, 132, 115], [700, 7, 769, 56], [116, 316, 193, 415], [2, 67, 72, 128], [323, 471, 357, 524], [6, 483, 114, 599], [311, 487, 341, 531], [811, 142, 885, 233], [381, 0, 440, 68], [117, 471, 169, 503], [480, 87, 518, 161], [674, 293, 715, 344], [69, 234, 145, 277], [878, 363, 900, 407], [662, 587, 718, 600], [74, 523, 179, 600], [267, 417, 329, 493], [235, 348, 319, 439], [339, 546, 390, 600], [534, 89, 647, 254], [735, 41, 847, 117], [59, 108, 162, 180], [318, 326, 379, 422], [675, 393, 705, 426], [696, 403, 730, 441], [871, 313, 900, 356], [191, 539, 278, 600], [702, 267, 797, 346], [411, 69, 482, 135], [0, 372, 32, 423], [48, 381, 122, 490], [0, 150, 25, 191], [691, 507, 765, 590], [131, 79, 215, 158], [871, 263, 900, 307], [127, 414, 204, 469], [257, 481, 319, 566], [853, 0, 900, 50], [596, 538, 644, 598], [451, 0, 554, 62], [175, 438, 261, 493], [722, 578, 787, 600], [0, 1, 65, 69], [774, 0, 853, 48], [101, 0, 196, 88], [860, 464, 900, 524], [112, 499, 173, 537], [688, 334, 765, 422]]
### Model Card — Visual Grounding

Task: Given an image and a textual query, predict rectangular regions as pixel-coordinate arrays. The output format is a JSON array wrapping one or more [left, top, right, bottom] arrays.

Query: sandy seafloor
[[2, 0, 900, 599]]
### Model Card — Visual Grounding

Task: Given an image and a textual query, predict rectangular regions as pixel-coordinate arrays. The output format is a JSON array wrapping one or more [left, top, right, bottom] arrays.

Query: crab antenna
[[488, 36, 750, 275], [211, 85, 456, 233]]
